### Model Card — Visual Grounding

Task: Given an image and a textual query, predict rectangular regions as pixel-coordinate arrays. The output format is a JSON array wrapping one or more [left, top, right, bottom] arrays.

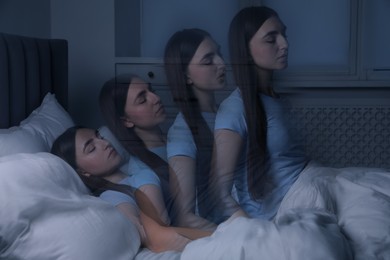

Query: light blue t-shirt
[[100, 147, 171, 211], [150, 146, 167, 162], [167, 112, 218, 220], [99, 177, 137, 207], [98, 125, 169, 209], [215, 88, 308, 220], [126, 154, 162, 189], [167, 112, 216, 159]]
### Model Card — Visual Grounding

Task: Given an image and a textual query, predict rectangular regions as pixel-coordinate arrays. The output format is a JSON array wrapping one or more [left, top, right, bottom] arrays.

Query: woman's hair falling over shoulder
[[229, 6, 279, 199], [229, 6, 278, 96], [163, 28, 216, 217], [98, 74, 170, 182], [99, 73, 137, 146], [163, 28, 212, 141]]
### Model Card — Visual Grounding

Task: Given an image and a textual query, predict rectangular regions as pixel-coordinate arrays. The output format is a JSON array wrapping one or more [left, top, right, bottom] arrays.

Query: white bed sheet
[[135, 248, 181, 260]]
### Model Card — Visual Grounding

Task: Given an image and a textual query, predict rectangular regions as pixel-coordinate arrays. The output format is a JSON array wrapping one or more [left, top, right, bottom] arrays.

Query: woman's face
[[186, 37, 226, 91], [249, 16, 288, 71], [75, 128, 122, 177], [123, 77, 166, 129]]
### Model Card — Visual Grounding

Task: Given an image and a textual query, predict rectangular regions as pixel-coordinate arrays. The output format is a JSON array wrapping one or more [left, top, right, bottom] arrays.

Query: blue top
[[126, 154, 162, 188], [98, 126, 171, 212], [100, 177, 137, 207], [100, 147, 171, 210], [215, 88, 308, 219], [167, 112, 216, 159], [167, 111, 218, 220], [150, 146, 167, 162]]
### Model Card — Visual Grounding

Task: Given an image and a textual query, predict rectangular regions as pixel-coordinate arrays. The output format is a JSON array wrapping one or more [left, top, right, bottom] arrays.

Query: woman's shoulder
[[259, 93, 290, 116], [215, 88, 247, 133], [217, 88, 244, 117], [128, 154, 154, 172], [167, 112, 192, 138], [170, 112, 187, 127], [126, 156, 161, 188], [99, 178, 137, 207], [219, 88, 242, 107]]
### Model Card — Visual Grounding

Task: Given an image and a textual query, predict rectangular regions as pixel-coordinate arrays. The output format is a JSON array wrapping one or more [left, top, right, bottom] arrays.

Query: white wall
[[4, 1, 388, 128], [0, 0, 50, 38], [1, 0, 241, 128], [51, 0, 116, 128], [1, 0, 118, 128], [140, 0, 239, 59], [51, 0, 241, 127]]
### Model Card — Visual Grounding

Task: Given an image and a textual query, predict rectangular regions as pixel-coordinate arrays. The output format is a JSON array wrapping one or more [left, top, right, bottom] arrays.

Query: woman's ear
[[120, 116, 135, 128]]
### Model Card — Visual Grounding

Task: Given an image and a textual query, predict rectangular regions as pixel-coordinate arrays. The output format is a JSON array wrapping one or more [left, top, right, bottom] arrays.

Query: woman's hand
[[140, 212, 191, 253]]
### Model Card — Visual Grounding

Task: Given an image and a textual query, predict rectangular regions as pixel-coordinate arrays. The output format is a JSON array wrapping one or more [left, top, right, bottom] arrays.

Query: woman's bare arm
[[137, 184, 170, 226], [116, 202, 192, 253], [169, 156, 216, 230], [211, 129, 248, 219], [116, 202, 147, 244], [139, 212, 191, 253]]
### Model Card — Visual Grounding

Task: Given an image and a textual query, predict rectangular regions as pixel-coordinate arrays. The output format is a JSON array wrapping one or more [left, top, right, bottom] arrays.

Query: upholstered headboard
[[0, 32, 68, 128]]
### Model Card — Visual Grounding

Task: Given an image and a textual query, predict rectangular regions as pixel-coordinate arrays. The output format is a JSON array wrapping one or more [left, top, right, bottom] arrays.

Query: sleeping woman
[[212, 5, 390, 257], [163, 28, 226, 228], [98, 74, 173, 226], [51, 126, 211, 253], [212, 5, 306, 221]]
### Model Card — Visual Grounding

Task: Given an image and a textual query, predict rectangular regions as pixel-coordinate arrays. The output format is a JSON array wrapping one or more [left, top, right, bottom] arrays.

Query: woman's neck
[[256, 68, 274, 94], [134, 126, 166, 149], [192, 88, 218, 113]]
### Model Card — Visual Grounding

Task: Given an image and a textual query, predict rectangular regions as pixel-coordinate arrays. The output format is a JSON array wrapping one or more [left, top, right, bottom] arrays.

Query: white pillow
[[0, 152, 140, 260], [0, 127, 47, 156], [0, 93, 74, 157]]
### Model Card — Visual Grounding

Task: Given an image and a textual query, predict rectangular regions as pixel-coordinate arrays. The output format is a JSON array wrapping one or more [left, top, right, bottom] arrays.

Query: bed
[[1, 32, 390, 260], [0, 32, 140, 260]]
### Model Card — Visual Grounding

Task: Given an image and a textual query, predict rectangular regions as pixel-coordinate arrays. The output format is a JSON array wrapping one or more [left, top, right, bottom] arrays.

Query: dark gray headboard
[[0, 32, 68, 128]]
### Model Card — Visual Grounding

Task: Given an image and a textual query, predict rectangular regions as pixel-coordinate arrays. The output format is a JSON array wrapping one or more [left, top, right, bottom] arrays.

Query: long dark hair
[[163, 28, 214, 217], [229, 6, 279, 199], [51, 126, 135, 198], [99, 74, 172, 210]]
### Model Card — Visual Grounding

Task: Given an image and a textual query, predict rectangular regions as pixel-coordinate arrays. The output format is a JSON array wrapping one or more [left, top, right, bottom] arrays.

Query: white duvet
[[180, 163, 390, 260], [181, 210, 352, 260], [0, 153, 140, 260], [276, 162, 390, 260], [136, 163, 390, 260], [1, 154, 389, 260]]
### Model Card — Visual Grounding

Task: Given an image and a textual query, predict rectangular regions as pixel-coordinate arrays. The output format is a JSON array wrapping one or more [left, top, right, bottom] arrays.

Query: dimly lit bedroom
[[1, 0, 389, 259]]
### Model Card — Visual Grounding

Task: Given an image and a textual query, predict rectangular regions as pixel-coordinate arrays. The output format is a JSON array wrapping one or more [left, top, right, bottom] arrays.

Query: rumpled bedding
[[0, 153, 140, 260], [1, 153, 389, 260], [157, 162, 390, 260], [276, 162, 390, 260], [181, 210, 352, 260]]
